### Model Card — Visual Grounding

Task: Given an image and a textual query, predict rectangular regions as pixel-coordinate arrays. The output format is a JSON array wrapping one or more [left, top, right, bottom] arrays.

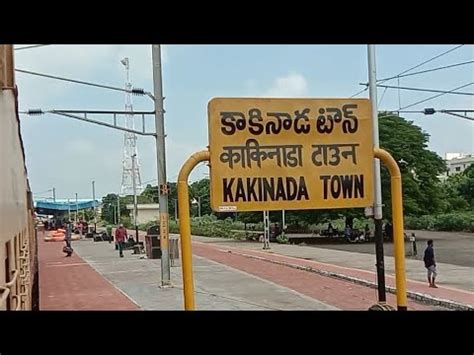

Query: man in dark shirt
[[423, 239, 438, 288]]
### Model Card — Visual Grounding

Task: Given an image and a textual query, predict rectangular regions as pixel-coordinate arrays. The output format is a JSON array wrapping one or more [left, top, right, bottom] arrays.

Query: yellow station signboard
[[208, 98, 374, 212]]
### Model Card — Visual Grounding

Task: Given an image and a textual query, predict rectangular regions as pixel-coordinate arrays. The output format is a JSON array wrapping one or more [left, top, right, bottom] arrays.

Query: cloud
[[14, 45, 166, 110], [66, 138, 98, 155], [262, 72, 309, 97]]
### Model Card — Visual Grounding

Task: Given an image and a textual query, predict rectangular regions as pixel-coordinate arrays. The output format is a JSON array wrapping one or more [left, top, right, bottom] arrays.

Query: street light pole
[[67, 198, 71, 221], [152, 44, 171, 286], [282, 209, 286, 237], [263, 210, 270, 249], [132, 154, 139, 244], [92, 180, 97, 232], [117, 194, 121, 225], [368, 44, 387, 303], [75, 193, 78, 224]]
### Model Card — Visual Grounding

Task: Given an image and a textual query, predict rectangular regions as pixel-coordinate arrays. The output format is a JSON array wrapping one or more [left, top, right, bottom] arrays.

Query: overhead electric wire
[[377, 109, 474, 122], [378, 44, 465, 84], [378, 87, 388, 106], [16, 68, 131, 93], [14, 44, 51, 51], [440, 111, 474, 121], [349, 44, 466, 97], [15, 68, 153, 99], [399, 82, 474, 110], [377, 60, 474, 81], [360, 83, 474, 96], [350, 87, 368, 98]]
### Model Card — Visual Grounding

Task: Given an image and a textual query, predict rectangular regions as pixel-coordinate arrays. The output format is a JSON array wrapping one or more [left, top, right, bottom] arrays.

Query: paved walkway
[[70, 238, 337, 310], [38, 232, 139, 310], [190, 242, 439, 310], [190, 235, 474, 307], [39, 228, 459, 310], [67, 231, 443, 310]]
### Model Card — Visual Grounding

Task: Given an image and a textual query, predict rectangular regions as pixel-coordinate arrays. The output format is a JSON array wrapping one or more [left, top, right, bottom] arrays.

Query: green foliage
[[78, 209, 96, 223], [404, 215, 437, 230], [405, 213, 474, 232], [435, 164, 473, 214], [457, 165, 474, 209], [138, 220, 158, 232], [276, 234, 289, 244], [189, 179, 211, 217], [169, 219, 180, 234], [432, 213, 474, 232], [121, 216, 132, 229], [237, 211, 263, 224], [378, 114, 446, 218], [141, 184, 159, 203], [137, 215, 237, 238], [101, 193, 139, 225], [101, 193, 119, 224], [189, 216, 237, 238]]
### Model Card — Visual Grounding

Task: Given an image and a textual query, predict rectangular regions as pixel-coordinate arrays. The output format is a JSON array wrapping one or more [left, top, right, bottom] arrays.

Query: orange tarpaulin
[[44, 230, 80, 242]]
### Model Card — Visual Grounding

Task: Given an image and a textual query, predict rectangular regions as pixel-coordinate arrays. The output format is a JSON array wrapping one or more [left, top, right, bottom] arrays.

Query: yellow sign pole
[[374, 148, 408, 310], [177, 150, 210, 310]]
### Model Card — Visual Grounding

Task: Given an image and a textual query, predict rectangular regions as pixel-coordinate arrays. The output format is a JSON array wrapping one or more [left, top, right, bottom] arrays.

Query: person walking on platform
[[115, 224, 127, 258], [424, 239, 438, 288], [63, 221, 73, 257]]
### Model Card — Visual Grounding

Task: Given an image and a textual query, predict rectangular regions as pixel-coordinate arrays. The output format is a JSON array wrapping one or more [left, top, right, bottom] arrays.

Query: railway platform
[[38, 231, 139, 310]]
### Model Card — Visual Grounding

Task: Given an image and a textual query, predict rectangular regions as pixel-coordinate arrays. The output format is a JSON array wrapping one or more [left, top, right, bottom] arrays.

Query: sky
[[14, 45, 473, 201]]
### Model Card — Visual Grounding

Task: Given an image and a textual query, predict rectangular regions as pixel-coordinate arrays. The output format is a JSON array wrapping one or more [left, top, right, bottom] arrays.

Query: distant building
[[439, 153, 474, 180], [126, 203, 159, 225]]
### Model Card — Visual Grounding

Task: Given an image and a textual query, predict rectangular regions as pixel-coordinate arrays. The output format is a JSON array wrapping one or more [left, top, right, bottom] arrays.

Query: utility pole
[[132, 154, 139, 243], [368, 45, 386, 303], [117, 194, 121, 225], [52, 187, 56, 202], [263, 210, 270, 250], [75, 193, 79, 223], [92, 180, 97, 232], [67, 198, 71, 221], [282, 209, 286, 238], [152, 44, 171, 286]]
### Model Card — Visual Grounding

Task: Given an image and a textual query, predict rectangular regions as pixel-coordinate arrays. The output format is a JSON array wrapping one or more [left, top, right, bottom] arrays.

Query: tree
[[378, 113, 446, 218], [82, 209, 96, 222], [457, 164, 474, 209], [101, 193, 118, 224], [237, 211, 263, 224], [139, 182, 180, 220], [441, 164, 474, 211], [189, 178, 211, 217], [141, 184, 159, 203]]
